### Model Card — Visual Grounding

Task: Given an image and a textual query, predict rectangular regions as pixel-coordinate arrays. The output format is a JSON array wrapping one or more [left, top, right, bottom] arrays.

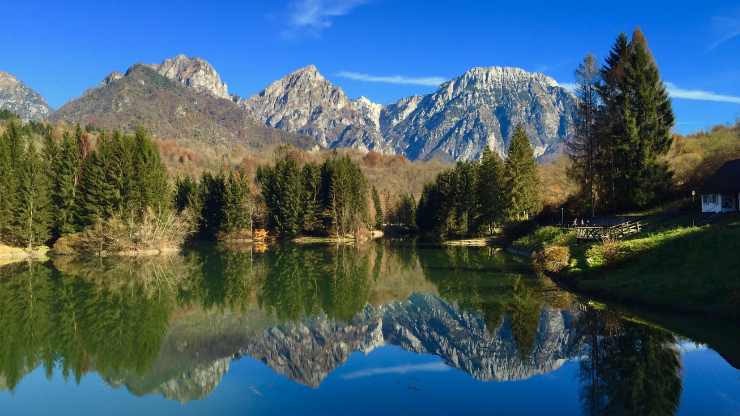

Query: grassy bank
[[517, 214, 740, 319]]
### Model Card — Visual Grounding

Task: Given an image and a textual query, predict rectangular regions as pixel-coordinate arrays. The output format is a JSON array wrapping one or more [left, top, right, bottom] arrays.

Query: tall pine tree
[[50, 130, 82, 237], [567, 54, 601, 216], [595, 30, 674, 211], [503, 126, 541, 221], [11, 142, 52, 249], [476, 146, 505, 233]]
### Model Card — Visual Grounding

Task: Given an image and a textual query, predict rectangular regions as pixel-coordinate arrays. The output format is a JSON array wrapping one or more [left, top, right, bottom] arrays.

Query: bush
[[532, 245, 571, 274], [586, 237, 625, 268], [53, 209, 194, 256]]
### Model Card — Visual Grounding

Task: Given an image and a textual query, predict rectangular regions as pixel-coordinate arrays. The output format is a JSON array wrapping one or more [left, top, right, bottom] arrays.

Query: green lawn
[[565, 215, 740, 318]]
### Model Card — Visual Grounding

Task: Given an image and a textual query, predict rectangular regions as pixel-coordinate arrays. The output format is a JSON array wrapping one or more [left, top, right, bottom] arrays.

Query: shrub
[[586, 237, 625, 268], [532, 245, 571, 274], [53, 209, 194, 256]]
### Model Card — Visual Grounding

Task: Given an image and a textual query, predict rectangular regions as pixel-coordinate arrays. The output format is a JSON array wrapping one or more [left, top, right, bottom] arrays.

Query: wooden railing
[[570, 220, 643, 241]]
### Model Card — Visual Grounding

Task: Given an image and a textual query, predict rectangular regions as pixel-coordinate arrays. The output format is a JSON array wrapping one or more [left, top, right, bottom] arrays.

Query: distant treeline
[[0, 124, 171, 249], [0, 123, 374, 250], [174, 149, 371, 239], [415, 126, 540, 237]]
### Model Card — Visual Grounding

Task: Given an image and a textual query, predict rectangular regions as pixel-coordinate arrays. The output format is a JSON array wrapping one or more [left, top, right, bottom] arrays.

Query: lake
[[0, 243, 738, 415]]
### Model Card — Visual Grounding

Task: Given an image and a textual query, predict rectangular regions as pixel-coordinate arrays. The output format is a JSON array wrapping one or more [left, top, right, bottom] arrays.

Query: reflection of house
[[701, 159, 740, 213]]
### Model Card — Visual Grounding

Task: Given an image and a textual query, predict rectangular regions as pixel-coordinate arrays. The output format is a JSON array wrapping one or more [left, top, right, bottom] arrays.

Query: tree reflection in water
[[577, 306, 682, 416], [0, 244, 715, 413]]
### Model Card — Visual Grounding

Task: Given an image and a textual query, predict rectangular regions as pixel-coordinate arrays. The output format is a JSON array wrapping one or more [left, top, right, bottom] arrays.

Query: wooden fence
[[570, 220, 643, 241]]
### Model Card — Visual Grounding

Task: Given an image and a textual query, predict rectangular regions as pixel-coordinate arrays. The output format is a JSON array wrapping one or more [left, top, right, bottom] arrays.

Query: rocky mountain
[[384, 67, 577, 160], [146, 54, 231, 101], [109, 294, 582, 402], [241, 65, 391, 153], [0, 72, 51, 121], [7, 55, 576, 161], [51, 63, 313, 150]]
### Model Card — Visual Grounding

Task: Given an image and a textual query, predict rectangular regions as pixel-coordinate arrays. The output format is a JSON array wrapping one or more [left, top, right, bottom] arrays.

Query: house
[[700, 159, 740, 213]]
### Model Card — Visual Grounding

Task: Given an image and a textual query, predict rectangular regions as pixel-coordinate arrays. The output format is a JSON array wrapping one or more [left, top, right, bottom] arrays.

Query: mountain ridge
[[2, 55, 576, 161]]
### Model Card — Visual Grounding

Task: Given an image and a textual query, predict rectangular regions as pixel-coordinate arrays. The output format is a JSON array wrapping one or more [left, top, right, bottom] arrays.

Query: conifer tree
[[197, 172, 227, 240], [476, 146, 505, 233], [75, 151, 116, 227], [371, 186, 383, 229], [222, 171, 252, 235], [11, 142, 52, 249], [49, 131, 82, 237], [567, 54, 601, 216], [129, 128, 169, 216], [301, 163, 322, 233], [595, 30, 675, 211], [256, 158, 305, 236], [0, 123, 24, 240], [503, 127, 541, 221], [320, 155, 368, 236], [174, 176, 197, 213]]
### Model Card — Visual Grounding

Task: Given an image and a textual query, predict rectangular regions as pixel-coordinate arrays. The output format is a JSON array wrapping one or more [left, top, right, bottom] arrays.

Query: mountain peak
[[148, 54, 230, 100], [0, 71, 50, 121], [449, 66, 561, 90]]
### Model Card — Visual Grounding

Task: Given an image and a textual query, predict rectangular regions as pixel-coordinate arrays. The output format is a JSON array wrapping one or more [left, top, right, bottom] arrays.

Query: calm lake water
[[0, 243, 738, 415]]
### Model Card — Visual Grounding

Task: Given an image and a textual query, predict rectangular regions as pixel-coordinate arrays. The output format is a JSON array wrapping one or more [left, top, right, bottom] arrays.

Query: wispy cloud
[[708, 15, 740, 51], [341, 362, 450, 380], [285, 0, 368, 35], [558, 80, 740, 104], [558, 82, 577, 92], [666, 82, 740, 104], [337, 71, 446, 86]]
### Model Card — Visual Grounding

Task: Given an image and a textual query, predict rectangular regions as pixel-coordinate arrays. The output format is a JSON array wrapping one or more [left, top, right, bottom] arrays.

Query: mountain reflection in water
[[0, 243, 736, 415]]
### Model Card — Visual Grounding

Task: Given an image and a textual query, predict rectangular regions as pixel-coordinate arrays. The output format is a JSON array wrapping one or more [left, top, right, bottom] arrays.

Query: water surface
[[0, 244, 737, 415]]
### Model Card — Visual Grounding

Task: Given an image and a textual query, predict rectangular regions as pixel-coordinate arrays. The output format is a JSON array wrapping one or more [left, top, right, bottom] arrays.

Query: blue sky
[[2, 0, 739, 134]]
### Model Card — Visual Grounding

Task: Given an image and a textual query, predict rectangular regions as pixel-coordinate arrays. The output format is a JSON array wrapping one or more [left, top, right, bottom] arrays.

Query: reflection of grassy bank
[[0, 244, 48, 266]]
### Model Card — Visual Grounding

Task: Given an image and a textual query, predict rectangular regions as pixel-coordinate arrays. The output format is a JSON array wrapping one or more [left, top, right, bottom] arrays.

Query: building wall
[[702, 193, 739, 213]]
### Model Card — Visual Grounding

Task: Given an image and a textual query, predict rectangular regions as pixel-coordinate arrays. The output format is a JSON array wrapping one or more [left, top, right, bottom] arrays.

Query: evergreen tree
[[595, 33, 630, 211], [256, 158, 305, 236], [129, 128, 169, 216], [503, 126, 541, 221], [320, 155, 368, 236], [0, 123, 24, 240], [371, 186, 383, 229], [174, 176, 197, 213], [301, 163, 322, 233], [416, 182, 443, 235], [196, 172, 227, 240], [567, 54, 601, 216], [595, 30, 674, 212], [476, 146, 505, 233], [75, 150, 116, 227], [222, 171, 252, 235], [49, 131, 82, 237], [11, 142, 52, 248]]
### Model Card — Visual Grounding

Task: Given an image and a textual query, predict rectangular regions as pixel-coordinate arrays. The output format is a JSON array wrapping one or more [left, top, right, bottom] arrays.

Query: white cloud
[[666, 82, 740, 104], [341, 362, 450, 380], [558, 82, 577, 92], [337, 71, 446, 86], [708, 16, 740, 51], [286, 0, 368, 34], [558, 80, 740, 104]]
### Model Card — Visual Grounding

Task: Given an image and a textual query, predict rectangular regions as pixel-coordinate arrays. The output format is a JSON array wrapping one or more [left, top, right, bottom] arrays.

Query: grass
[[564, 214, 740, 318], [512, 226, 575, 252]]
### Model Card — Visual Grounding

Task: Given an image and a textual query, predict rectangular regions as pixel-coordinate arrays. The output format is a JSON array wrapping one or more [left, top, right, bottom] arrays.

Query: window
[[702, 194, 718, 204], [722, 195, 735, 209]]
